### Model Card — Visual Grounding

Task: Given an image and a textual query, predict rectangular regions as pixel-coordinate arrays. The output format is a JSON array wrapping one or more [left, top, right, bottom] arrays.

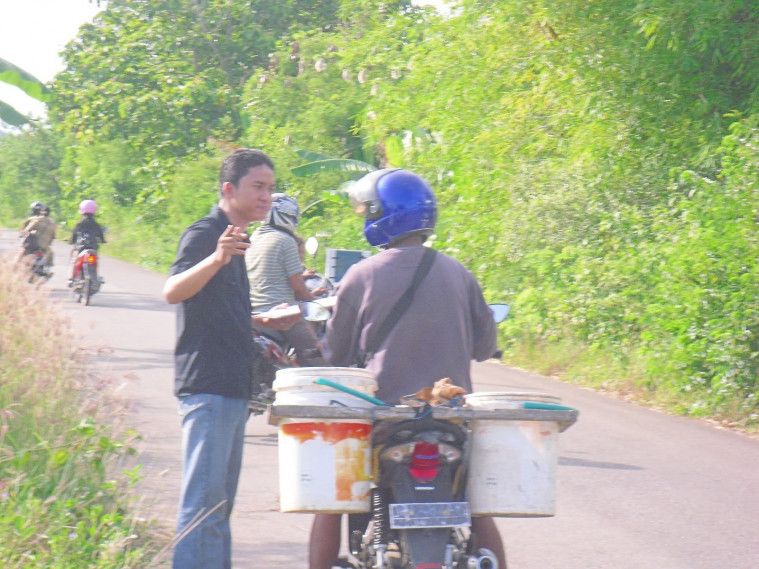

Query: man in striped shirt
[[245, 193, 326, 365]]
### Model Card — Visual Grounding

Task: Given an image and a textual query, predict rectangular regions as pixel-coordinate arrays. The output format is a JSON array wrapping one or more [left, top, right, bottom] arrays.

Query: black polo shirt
[[170, 205, 253, 399]]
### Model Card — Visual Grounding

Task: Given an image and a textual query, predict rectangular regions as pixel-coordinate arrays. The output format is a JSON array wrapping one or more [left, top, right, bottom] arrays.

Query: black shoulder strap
[[362, 247, 436, 364]]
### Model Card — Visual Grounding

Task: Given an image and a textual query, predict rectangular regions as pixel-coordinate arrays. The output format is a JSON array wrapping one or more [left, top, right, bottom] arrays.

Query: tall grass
[[0, 255, 163, 568]]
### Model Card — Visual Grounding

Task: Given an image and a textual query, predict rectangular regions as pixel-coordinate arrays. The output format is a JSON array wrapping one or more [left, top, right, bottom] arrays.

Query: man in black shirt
[[163, 148, 298, 569]]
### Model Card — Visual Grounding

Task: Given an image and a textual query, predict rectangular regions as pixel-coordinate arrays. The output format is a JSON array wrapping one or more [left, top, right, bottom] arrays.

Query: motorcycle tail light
[[86, 254, 97, 264], [409, 441, 439, 482]]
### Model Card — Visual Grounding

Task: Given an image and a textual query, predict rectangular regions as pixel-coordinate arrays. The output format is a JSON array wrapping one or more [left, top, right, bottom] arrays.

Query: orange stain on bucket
[[281, 422, 371, 443], [281, 422, 372, 501]]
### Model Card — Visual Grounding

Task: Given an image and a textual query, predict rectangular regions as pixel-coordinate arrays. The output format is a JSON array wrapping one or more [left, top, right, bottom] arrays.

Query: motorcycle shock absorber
[[371, 487, 390, 547], [371, 487, 390, 568]]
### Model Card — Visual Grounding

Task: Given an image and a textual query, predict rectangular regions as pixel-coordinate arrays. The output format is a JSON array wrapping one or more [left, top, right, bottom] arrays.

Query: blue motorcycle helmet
[[347, 168, 437, 248]]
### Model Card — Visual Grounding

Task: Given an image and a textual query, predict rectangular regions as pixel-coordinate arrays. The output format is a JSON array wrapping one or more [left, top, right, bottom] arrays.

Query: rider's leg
[[68, 249, 78, 283], [309, 513, 342, 569], [15, 245, 28, 265], [282, 318, 327, 366], [472, 516, 507, 568]]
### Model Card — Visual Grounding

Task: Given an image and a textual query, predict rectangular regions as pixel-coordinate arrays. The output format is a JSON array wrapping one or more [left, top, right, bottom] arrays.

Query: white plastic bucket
[[465, 392, 562, 517], [273, 367, 377, 513]]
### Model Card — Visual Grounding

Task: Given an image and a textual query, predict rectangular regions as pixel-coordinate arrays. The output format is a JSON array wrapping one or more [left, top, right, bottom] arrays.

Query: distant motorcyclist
[[68, 199, 106, 284], [37, 205, 57, 265], [70, 199, 106, 250], [20, 201, 44, 234], [245, 193, 327, 366], [18, 201, 56, 267]]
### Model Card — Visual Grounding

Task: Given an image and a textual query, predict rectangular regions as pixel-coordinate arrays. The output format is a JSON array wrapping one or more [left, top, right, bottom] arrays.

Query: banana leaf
[[0, 100, 30, 127], [0, 58, 49, 102], [291, 158, 376, 178]]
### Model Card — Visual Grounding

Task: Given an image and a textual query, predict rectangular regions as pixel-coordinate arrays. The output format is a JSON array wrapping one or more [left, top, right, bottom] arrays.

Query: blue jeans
[[173, 393, 248, 569]]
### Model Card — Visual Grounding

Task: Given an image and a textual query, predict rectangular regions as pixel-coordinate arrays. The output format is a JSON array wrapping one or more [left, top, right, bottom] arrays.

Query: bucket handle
[[314, 378, 389, 407]]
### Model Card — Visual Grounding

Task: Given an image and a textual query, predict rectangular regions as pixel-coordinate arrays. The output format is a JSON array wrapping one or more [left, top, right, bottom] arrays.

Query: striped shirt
[[245, 225, 303, 312]]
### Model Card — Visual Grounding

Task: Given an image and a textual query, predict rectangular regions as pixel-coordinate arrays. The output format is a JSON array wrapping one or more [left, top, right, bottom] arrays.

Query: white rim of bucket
[[465, 392, 561, 404], [273, 367, 377, 392]]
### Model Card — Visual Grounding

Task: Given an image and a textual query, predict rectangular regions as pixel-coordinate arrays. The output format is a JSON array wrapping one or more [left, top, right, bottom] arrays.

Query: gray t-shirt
[[325, 245, 497, 403], [246, 225, 303, 312]]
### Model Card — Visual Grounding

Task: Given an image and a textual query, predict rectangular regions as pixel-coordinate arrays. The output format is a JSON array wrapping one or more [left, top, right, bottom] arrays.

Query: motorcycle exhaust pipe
[[466, 547, 499, 569]]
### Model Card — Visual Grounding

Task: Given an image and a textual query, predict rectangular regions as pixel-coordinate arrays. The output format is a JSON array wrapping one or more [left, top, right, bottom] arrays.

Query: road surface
[[2, 230, 757, 569]]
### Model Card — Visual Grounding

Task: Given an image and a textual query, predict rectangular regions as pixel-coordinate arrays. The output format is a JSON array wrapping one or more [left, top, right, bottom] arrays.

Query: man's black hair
[[219, 148, 274, 195]]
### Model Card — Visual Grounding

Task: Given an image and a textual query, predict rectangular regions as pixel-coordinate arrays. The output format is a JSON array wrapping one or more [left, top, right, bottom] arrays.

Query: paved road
[[2, 230, 758, 569]]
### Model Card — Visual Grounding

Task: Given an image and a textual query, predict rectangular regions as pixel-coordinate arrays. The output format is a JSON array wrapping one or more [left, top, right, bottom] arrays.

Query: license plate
[[389, 502, 471, 529]]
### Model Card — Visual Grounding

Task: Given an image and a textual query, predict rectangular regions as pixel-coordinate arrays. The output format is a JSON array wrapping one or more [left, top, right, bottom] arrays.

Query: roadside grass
[[0, 255, 167, 568], [503, 334, 758, 433]]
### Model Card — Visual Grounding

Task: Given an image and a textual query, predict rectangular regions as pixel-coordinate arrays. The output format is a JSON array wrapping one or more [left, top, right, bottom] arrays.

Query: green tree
[[0, 127, 61, 222], [50, 0, 340, 158]]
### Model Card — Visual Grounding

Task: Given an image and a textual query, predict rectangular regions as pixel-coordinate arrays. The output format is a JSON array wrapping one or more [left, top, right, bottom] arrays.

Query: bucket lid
[[273, 367, 377, 393], [465, 391, 561, 406]]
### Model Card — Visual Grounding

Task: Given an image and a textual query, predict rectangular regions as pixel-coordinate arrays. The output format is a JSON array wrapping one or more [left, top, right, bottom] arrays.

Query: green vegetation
[[0, 258, 164, 567], [0, 57, 49, 127], [0, 0, 756, 426]]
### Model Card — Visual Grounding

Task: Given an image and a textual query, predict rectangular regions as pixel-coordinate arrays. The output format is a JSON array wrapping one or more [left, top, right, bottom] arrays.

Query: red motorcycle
[[71, 248, 103, 305]]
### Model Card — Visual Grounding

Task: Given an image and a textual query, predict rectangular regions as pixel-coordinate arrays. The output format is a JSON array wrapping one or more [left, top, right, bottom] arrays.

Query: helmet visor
[[347, 169, 396, 220], [348, 190, 373, 217]]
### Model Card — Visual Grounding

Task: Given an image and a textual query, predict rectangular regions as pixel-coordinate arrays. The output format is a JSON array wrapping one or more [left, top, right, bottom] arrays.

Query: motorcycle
[[18, 230, 53, 284], [28, 249, 53, 283], [338, 304, 513, 569], [266, 303, 523, 568], [328, 403, 577, 569], [270, 377, 577, 569], [70, 246, 104, 305], [343, 415, 494, 569]]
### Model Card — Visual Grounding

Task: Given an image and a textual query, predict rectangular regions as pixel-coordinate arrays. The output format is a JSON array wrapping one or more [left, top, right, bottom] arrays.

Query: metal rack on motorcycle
[[268, 404, 578, 432]]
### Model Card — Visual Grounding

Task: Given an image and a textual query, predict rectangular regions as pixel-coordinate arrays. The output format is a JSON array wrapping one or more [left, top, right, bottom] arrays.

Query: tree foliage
[[0, 128, 61, 218], [0, 0, 756, 423]]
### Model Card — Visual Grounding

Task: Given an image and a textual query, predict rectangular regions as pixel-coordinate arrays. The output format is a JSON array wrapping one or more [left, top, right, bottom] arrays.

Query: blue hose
[[522, 401, 577, 411], [314, 378, 389, 406]]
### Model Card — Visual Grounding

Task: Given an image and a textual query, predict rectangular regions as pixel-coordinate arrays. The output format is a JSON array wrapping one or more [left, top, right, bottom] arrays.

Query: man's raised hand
[[215, 225, 250, 265]]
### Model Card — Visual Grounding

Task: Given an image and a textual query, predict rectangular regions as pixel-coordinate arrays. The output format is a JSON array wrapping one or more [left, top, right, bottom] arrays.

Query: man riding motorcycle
[[18, 201, 56, 269], [68, 199, 106, 285], [245, 193, 327, 367], [309, 168, 507, 569], [20, 201, 44, 233]]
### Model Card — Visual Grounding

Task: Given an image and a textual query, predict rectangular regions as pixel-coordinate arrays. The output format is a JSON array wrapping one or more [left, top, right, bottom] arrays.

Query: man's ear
[[221, 181, 235, 199]]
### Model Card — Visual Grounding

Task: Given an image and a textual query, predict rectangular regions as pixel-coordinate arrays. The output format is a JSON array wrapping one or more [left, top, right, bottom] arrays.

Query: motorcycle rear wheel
[[83, 273, 92, 305]]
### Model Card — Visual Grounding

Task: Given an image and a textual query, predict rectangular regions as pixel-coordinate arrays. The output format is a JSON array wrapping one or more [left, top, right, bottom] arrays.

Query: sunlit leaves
[[0, 58, 50, 127]]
